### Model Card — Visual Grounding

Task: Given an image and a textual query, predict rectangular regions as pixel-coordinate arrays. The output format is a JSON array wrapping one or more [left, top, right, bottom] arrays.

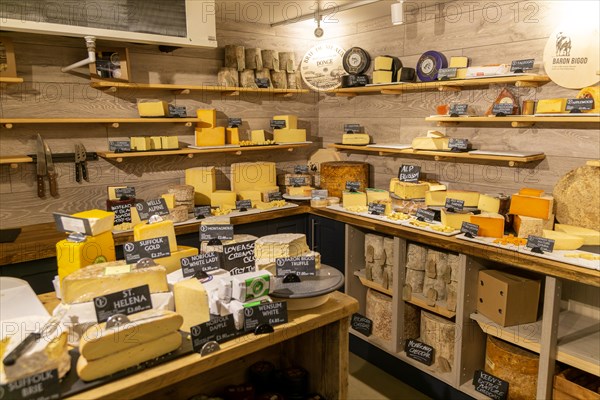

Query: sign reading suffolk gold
[[301, 43, 346, 92]]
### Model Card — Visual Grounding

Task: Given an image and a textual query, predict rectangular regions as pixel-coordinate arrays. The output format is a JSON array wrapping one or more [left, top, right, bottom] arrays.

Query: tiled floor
[[348, 353, 432, 400]]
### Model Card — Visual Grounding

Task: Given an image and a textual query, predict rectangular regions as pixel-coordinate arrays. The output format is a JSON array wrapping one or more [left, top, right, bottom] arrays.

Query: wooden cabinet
[[308, 215, 346, 274]]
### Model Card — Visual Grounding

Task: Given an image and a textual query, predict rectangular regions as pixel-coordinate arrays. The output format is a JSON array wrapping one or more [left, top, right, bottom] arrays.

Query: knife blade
[[74, 143, 82, 183], [44, 141, 58, 197], [79, 143, 89, 182], [36, 134, 46, 198]]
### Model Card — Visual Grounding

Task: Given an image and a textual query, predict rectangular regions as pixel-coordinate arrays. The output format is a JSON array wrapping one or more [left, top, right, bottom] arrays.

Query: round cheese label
[[543, 24, 600, 89], [301, 43, 346, 92], [343, 47, 370, 75]]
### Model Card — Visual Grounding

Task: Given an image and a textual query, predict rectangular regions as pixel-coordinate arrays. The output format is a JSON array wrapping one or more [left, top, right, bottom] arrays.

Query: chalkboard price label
[[199, 224, 234, 241], [110, 202, 133, 225], [437, 67, 457, 79], [416, 208, 435, 222], [405, 339, 434, 366], [181, 252, 221, 278], [228, 117, 242, 128], [190, 314, 240, 352], [351, 313, 372, 336], [450, 104, 469, 115], [445, 198, 465, 211], [222, 240, 256, 275], [236, 200, 252, 210], [311, 189, 328, 199], [194, 206, 213, 218], [255, 78, 270, 88], [289, 176, 308, 187], [135, 198, 170, 221], [473, 370, 509, 400], [510, 58, 535, 72], [115, 187, 136, 199], [268, 191, 284, 201], [449, 138, 469, 150], [243, 301, 288, 332], [275, 256, 316, 277], [123, 236, 172, 263], [294, 165, 309, 174], [0, 369, 60, 400], [461, 222, 480, 236], [398, 165, 421, 182], [526, 235, 555, 253], [109, 141, 131, 152], [368, 202, 387, 215], [94, 284, 152, 323], [344, 124, 361, 133], [566, 98, 594, 111], [492, 103, 515, 116], [346, 181, 361, 191], [270, 119, 287, 129]]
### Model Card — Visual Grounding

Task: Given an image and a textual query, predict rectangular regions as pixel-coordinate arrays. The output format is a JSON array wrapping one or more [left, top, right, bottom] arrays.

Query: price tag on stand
[[473, 370, 509, 400], [275, 256, 316, 277], [461, 222, 480, 236], [222, 240, 256, 275], [243, 301, 288, 332], [190, 315, 240, 352], [228, 118, 242, 128], [294, 165, 309, 174], [415, 208, 435, 222], [0, 369, 61, 400], [123, 237, 171, 263], [93, 284, 152, 323], [492, 103, 515, 116], [270, 120, 286, 129], [526, 235, 555, 253], [115, 187, 136, 198], [368, 202, 386, 215], [351, 313, 372, 336], [448, 138, 469, 150], [236, 200, 252, 211], [445, 198, 465, 211], [437, 67, 457, 79], [566, 98, 594, 112], [344, 124, 361, 133], [181, 252, 221, 278], [194, 206, 213, 218], [135, 199, 169, 221], [110, 202, 133, 225], [199, 225, 234, 241], [510, 58, 535, 72], [405, 339, 434, 366], [345, 181, 361, 192], [109, 141, 131, 152], [449, 104, 469, 116], [268, 191, 284, 201]]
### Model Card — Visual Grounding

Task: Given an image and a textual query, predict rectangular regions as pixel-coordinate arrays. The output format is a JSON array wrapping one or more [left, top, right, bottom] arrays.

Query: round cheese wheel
[[553, 165, 600, 231], [577, 86, 600, 113], [319, 161, 369, 198], [343, 47, 370, 75], [416, 50, 448, 82]]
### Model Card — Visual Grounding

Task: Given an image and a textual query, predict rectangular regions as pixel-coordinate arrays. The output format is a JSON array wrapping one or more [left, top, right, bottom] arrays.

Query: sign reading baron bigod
[[93, 284, 153, 323], [0, 368, 61, 400], [123, 236, 171, 263], [222, 240, 256, 276], [199, 224, 234, 241]]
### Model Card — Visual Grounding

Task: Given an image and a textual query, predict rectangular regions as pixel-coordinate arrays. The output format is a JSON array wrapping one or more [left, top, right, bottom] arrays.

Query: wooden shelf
[[98, 143, 311, 162], [329, 144, 545, 167], [90, 81, 310, 97], [354, 269, 393, 296], [0, 77, 23, 84], [0, 155, 33, 168], [426, 115, 600, 128], [471, 307, 600, 376], [0, 118, 201, 129], [405, 292, 456, 319], [332, 75, 551, 97]]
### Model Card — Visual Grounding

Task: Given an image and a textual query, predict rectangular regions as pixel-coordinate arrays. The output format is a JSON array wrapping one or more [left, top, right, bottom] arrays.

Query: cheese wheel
[[365, 288, 392, 342], [319, 161, 369, 198], [420, 311, 455, 373], [577, 86, 600, 113], [553, 165, 600, 231]]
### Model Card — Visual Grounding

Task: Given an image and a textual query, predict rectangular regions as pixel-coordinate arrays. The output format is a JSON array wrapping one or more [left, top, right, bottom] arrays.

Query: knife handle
[[3, 332, 41, 366], [48, 172, 58, 197], [37, 175, 45, 198], [81, 162, 89, 182], [75, 163, 81, 183]]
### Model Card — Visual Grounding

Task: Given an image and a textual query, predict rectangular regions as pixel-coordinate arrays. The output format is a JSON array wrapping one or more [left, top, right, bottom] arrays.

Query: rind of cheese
[[195, 127, 226, 147], [201, 234, 258, 254], [79, 309, 183, 360], [366, 188, 391, 203], [342, 134, 370, 145], [478, 194, 501, 213], [441, 208, 474, 230], [411, 137, 450, 150], [210, 190, 237, 209], [196, 109, 217, 128], [72, 209, 115, 236], [185, 166, 216, 206], [62, 261, 168, 304], [274, 128, 306, 143], [554, 224, 600, 246], [343, 191, 367, 208], [470, 213, 505, 238], [391, 180, 429, 200], [231, 162, 276, 193], [133, 220, 178, 253], [509, 194, 553, 220], [77, 331, 181, 381], [446, 190, 480, 207], [542, 230, 584, 250], [254, 233, 309, 260], [174, 278, 210, 333], [513, 215, 544, 238], [272, 115, 298, 130]]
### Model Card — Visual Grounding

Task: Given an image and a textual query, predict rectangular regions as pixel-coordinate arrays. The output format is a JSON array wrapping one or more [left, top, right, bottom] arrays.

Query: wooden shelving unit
[[405, 292, 456, 319], [329, 144, 545, 167], [97, 143, 311, 162], [0, 77, 24, 84], [354, 269, 393, 296], [426, 115, 600, 128], [90, 81, 310, 97], [0, 155, 33, 168], [0, 118, 201, 129], [332, 75, 551, 97]]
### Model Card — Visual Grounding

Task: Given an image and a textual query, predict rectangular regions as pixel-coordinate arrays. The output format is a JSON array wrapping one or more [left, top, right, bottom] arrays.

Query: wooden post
[[536, 276, 561, 399]]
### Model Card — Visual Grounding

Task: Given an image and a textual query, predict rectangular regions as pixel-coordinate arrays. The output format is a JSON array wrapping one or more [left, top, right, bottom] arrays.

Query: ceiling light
[[391, 0, 405, 25]]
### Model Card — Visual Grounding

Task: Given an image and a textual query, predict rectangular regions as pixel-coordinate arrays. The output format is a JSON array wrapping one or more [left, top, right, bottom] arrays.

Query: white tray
[[0, 277, 49, 322]]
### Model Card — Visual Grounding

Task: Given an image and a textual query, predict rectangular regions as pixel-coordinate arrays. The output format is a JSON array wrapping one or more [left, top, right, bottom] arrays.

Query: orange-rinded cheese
[[518, 188, 545, 197], [509, 194, 553, 220], [470, 213, 505, 238]]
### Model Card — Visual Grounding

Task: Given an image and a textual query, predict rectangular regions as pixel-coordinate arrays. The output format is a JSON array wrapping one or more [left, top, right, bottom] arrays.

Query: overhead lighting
[[391, 0, 405, 25]]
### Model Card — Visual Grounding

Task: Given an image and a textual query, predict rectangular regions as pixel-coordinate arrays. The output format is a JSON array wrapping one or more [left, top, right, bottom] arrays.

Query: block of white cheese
[[71, 209, 115, 236], [426, 190, 447, 206], [372, 70, 393, 84], [238, 190, 262, 204], [374, 56, 395, 71], [342, 191, 367, 208], [554, 224, 600, 246], [542, 230, 584, 250], [390, 179, 429, 200], [61, 261, 168, 304], [231, 162, 276, 193], [478, 194, 501, 213], [254, 233, 310, 260], [174, 278, 211, 332], [342, 133, 370, 145], [273, 128, 306, 143], [412, 137, 450, 151], [441, 208, 474, 230]]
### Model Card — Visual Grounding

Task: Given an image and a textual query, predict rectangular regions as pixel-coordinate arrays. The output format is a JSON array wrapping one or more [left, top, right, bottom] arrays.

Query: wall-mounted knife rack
[[26, 152, 98, 163]]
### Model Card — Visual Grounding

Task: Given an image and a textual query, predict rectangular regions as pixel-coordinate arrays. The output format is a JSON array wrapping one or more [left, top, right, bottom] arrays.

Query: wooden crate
[[554, 368, 600, 400]]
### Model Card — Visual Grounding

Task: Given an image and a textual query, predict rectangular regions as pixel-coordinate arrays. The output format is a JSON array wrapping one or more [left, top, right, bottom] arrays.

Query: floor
[[348, 353, 432, 400]]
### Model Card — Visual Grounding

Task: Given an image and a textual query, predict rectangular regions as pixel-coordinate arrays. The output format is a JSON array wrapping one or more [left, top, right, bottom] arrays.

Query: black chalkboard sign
[[416, 208, 435, 222], [346, 181, 361, 191], [449, 138, 469, 150], [526, 235, 555, 253], [123, 236, 171, 263], [222, 240, 256, 275], [437, 67, 457, 79], [492, 103, 515, 116], [181, 252, 221, 278], [243, 301, 288, 332], [473, 370, 509, 400], [228, 117, 242, 128], [109, 141, 131, 152], [450, 104, 469, 115], [344, 124, 361, 133], [405, 339, 434, 366], [510, 58, 535, 72], [190, 314, 240, 352], [268, 191, 284, 201], [199, 224, 234, 241], [368, 202, 387, 215], [0, 369, 60, 400], [194, 206, 212, 218], [255, 78, 270, 88], [115, 187, 136, 199], [445, 198, 465, 211], [275, 256, 316, 277], [398, 165, 421, 182], [236, 200, 252, 210], [294, 165, 309, 174], [110, 202, 132, 225], [135, 198, 169, 221], [289, 176, 308, 186], [94, 284, 152, 323], [270, 120, 286, 129], [566, 98, 594, 111], [461, 222, 480, 236], [351, 313, 372, 336]]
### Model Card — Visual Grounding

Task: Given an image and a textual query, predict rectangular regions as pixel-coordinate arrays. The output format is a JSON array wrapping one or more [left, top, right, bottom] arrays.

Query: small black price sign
[[236, 199, 252, 210], [181, 252, 221, 278], [294, 165, 309, 174], [93, 284, 153, 323], [109, 141, 131, 152], [168, 104, 187, 118], [461, 222, 480, 236], [510, 58, 535, 72], [268, 191, 284, 201], [194, 206, 213, 218], [270, 119, 286, 129], [115, 187, 136, 199], [344, 123, 361, 133], [346, 181, 361, 191], [398, 164, 421, 182], [228, 117, 242, 128], [437, 67, 457, 79], [255, 78, 270, 88], [110, 202, 132, 225], [190, 314, 240, 352], [368, 202, 387, 215], [275, 256, 316, 277], [135, 198, 170, 221], [243, 301, 288, 332], [566, 98, 594, 111], [450, 104, 469, 116], [445, 198, 465, 211], [289, 176, 308, 186], [351, 313, 372, 336], [492, 103, 515, 116], [222, 240, 256, 275], [526, 235, 555, 253], [0, 369, 60, 400], [405, 339, 434, 366], [199, 224, 234, 241], [449, 138, 469, 150], [123, 236, 171, 263], [473, 370, 509, 400], [416, 208, 435, 222], [311, 189, 328, 199]]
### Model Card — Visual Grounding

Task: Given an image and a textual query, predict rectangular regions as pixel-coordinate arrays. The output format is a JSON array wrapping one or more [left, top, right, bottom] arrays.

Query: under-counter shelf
[[0, 155, 33, 168], [329, 144, 545, 167], [354, 269, 393, 296], [405, 292, 456, 319], [90, 81, 310, 97], [331, 75, 551, 97], [0, 77, 23, 84], [0, 118, 201, 129], [98, 143, 311, 162], [426, 115, 600, 128]]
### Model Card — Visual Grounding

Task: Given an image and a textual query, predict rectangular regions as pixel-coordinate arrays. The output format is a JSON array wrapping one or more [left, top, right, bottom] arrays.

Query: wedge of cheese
[[274, 128, 306, 143], [185, 166, 216, 206], [238, 190, 262, 204], [226, 127, 240, 144], [477, 194, 501, 213], [254, 233, 310, 260], [555, 224, 600, 246], [272, 115, 298, 129], [536, 98, 567, 114], [174, 278, 210, 332], [57, 231, 116, 286], [107, 186, 128, 201], [513, 215, 544, 238], [149, 136, 162, 150], [138, 101, 168, 117], [425, 190, 447, 206], [441, 208, 474, 230], [130, 137, 151, 151], [446, 190, 480, 207], [373, 70, 393, 84], [251, 130, 266, 143], [412, 137, 450, 151], [366, 188, 390, 203], [519, 188, 545, 197], [195, 127, 226, 147], [470, 213, 505, 238], [286, 186, 312, 197], [161, 136, 179, 149], [161, 193, 176, 209], [390, 180, 429, 199], [343, 191, 367, 208], [197, 109, 217, 128], [509, 194, 553, 220], [133, 219, 178, 253], [542, 230, 584, 250], [72, 209, 115, 236]]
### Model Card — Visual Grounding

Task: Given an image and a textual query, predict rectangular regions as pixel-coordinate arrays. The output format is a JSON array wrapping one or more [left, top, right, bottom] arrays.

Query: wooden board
[[426, 115, 600, 128], [90, 81, 309, 95], [354, 269, 393, 296]]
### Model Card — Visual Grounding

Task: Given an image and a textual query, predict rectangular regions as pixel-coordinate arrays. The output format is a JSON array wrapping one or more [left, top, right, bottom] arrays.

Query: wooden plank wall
[[0, 21, 319, 227], [317, 0, 600, 194]]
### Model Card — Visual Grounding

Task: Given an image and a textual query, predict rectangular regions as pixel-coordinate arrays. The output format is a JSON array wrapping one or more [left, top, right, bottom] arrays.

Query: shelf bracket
[[2, 123, 13, 129], [438, 86, 461, 92], [288, 147, 294, 152], [184, 122, 192, 127], [99, 86, 118, 93], [110, 123, 120, 129], [380, 89, 403, 95], [115, 157, 124, 163], [223, 90, 240, 97], [235, 151, 242, 156], [10, 163, 18, 169], [173, 89, 190, 95], [186, 153, 194, 159]]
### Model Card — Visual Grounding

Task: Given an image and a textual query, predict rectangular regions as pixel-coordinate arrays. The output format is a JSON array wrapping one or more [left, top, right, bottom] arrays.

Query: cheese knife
[[36, 134, 46, 198], [44, 141, 58, 197], [79, 143, 89, 182]]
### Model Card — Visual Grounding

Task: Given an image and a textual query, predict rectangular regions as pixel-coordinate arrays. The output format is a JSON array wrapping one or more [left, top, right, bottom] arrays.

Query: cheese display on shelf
[[411, 136, 450, 151], [137, 100, 168, 117], [554, 224, 600, 246], [389, 179, 430, 199], [155, 246, 199, 274], [446, 190, 480, 207], [197, 109, 217, 128], [342, 191, 367, 208], [485, 87, 519, 115], [513, 215, 544, 238], [441, 208, 474, 230], [226, 127, 240, 144], [133, 219, 178, 253], [254, 233, 310, 260], [210, 190, 237, 209], [57, 231, 116, 285], [231, 162, 276, 193], [185, 166, 216, 206], [149, 136, 162, 150], [425, 190, 447, 206], [195, 127, 226, 147], [342, 133, 370, 145], [542, 229, 584, 250], [449, 56, 469, 68], [274, 128, 306, 143], [509, 194, 554, 220], [372, 70, 393, 84], [286, 186, 313, 197], [366, 188, 390, 203], [161, 136, 179, 149], [272, 115, 298, 129], [477, 194, 501, 213], [72, 209, 115, 236], [0, 315, 71, 384], [536, 98, 567, 114], [470, 213, 505, 238], [174, 277, 210, 332], [577, 86, 600, 113], [374, 56, 395, 71], [61, 261, 168, 304], [130, 136, 151, 151]]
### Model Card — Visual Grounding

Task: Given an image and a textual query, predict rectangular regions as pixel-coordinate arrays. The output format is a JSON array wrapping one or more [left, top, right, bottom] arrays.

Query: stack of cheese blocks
[[195, 109, 240, 146], [509, 188, 555, 240], [254, 233, 321, 272], [130, 136, 179, 151], [365, 188, 393, 215], [231, 161, 280, 207], [448, 56, 469, 80], [282, 172, 314, 197], [412, 130, 450, 151], [372, 56, 396, 84], [160, 184, 194, 223], [365, 234, 394, 289], [389, 178, 446, 214], [272, 115, 306, 144], [534, 87, 600, 115]]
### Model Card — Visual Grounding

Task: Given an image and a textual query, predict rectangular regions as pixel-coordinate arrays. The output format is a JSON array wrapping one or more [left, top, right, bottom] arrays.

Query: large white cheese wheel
[[254, 233, 309, 260], [365, 288, 392, 342], [554, 165, 600, 231]]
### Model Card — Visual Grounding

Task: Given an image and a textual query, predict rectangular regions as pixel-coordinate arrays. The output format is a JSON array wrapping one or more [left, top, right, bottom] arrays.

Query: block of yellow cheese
[[195, 127, 226, 147], [509, 194, 553, 220], [133, 219, 178, 253], [366, 188, 390, 203], [286, 186, 312, 197], [391, 180, 429, 200], [374, 56, 394, 71], [210, 190, 237, 209], [513, 215, 544, 238], [231, 162, 276, 193], [185, 166, 216, 206], [61, 261, 168, 304], [130, 136, 151, 151], [478, 194, 501, 213], [441, 208, 473, 230], [412, 137, 450, 151], [137, 100, 168, 117], [449, 56, 469, 68], [542, 230, 584, 250], [577, 86, 600, 113], [107, 186, 128, 201], [555, 224, 600, 246], [161, 136, 179, 149], [155, 246, 199, 274], [272, 115, 298, 129], [536, 98, 567, 114], [196, 109, 217, 128], [274, 128, 306, 143], [343, 191, 367, 208], [149, 136, 162, 150], [519, 188, 545, 197], [446, 190, 480, 207], [72, 209, 116, 236], [226, 127, 240, 144], [342, 134, 370, 145], [425, 190, 447, 206], [251, 130, 266, 143], [174, 278, 210, 332], [373, 70, 393, 84], [470, 213, 505, 238], [161, 193, 176, 209], [238, 190, 262, 204]]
